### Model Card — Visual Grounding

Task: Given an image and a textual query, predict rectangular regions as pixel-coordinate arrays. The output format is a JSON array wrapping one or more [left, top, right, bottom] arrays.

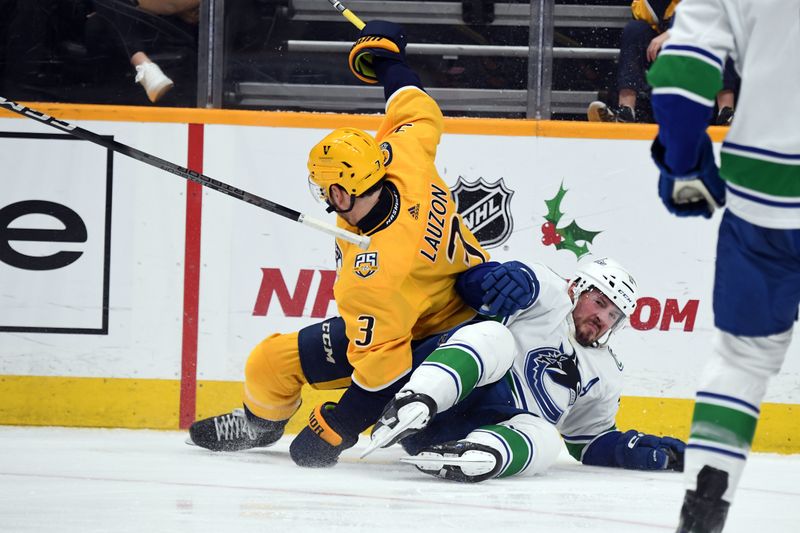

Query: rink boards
[[0, 104, 797, 452]]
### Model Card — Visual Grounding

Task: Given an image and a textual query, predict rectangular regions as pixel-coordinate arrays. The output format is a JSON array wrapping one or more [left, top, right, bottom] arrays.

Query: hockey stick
[[327, 0, 365, 29], [0, 96, 371, 249]]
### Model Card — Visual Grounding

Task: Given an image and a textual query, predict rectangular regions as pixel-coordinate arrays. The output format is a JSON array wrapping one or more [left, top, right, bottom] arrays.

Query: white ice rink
[[1, 426, 798, 533]]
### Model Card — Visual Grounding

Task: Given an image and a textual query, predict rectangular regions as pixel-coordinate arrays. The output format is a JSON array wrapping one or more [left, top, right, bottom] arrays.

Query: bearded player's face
[[572, 288, 624, 346]]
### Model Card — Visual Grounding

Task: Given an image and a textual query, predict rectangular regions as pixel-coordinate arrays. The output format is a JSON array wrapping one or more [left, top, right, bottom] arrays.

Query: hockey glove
[[289, 402, 358, 468], [614, 430, 686, 471], [652, 133, 726, 219], [348, 20, 407, 84], [479, 261, 538, 317]]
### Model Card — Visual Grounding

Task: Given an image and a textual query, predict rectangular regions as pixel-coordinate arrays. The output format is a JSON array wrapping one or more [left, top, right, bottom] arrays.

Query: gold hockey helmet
[[307, 128, 386, 202]]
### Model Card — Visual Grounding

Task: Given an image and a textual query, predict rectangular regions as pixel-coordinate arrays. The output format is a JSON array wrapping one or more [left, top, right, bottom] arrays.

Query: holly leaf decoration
[[554, 220, 602, 259], [544, 183, 568, 224]]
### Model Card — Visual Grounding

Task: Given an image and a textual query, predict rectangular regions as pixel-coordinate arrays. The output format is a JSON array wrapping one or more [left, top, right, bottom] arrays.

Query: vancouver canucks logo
[[523, 344, 582, 424], [451, 176, 514, 249], [542, 182, 601, 259]]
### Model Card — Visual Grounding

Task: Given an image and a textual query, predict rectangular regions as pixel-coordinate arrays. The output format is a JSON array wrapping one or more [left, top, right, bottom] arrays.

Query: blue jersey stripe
[[723, 141, 800, 161], [662, 44, 723, 68], [697, 391, 760, 414], [422, 361, 462, 399], [446, 341, 485, 384], [687, 443, 747, 460], [726, 185, 800, 208], [511, 370, 528, 411]]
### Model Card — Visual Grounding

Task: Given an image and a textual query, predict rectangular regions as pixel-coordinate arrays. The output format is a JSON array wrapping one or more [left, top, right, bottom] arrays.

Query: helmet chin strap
[[568, 286, 616, 349]]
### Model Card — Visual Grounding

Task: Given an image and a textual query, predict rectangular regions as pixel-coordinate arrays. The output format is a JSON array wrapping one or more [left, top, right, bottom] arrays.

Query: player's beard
[[574, 317, 604, 347]]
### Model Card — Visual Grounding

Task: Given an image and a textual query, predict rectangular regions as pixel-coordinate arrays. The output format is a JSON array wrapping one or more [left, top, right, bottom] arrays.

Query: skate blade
[[399, 452, 495, 469], [400, 450, 497, 477], [360, 404, 429, 459]]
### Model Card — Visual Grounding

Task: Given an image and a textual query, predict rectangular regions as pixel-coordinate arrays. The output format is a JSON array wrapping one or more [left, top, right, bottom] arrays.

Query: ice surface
[[1, 426, 798, 532]]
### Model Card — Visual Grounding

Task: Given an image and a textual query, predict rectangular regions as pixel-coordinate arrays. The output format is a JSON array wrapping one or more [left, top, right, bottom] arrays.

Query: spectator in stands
[[92, 0, 199, 103], [587, 0, 737, 125]]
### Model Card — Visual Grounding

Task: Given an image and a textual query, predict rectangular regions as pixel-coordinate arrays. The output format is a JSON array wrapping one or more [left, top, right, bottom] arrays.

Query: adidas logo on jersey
[[408, 203, 420, 219]]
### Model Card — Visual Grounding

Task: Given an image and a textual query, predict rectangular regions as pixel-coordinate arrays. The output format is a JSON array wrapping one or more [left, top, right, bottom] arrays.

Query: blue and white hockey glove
[[614, 430, 685, 471], [349, 20, 407, 84], [289, 402, 358, 468], [581, 429, 685, 471], [651, 133, 725, 219], [479, 260, 538, 317]]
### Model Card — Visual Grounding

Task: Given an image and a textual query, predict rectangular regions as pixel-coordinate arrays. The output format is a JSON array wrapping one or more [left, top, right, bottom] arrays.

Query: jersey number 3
[[354, 315, 375, 347]]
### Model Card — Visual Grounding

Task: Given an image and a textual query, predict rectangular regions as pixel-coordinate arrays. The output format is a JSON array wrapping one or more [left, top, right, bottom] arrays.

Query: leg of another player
[[678, 213, 800, 532], [678, 330, 791, 531], [405, 412, 562, 483], [367, 320, 516, 451]]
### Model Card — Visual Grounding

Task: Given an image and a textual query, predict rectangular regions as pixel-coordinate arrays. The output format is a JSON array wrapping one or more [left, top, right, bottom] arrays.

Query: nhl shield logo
[[451, 177, 514, 248]]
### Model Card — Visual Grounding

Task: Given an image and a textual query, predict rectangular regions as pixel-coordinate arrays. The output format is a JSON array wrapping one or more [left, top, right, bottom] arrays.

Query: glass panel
[[0, 0, 200, 107], [0, 1, 633, 120], [222, 0, 537, 118]]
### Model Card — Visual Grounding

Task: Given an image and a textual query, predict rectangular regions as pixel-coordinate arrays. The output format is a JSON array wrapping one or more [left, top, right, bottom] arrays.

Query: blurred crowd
[[0, 0, 736, 122]]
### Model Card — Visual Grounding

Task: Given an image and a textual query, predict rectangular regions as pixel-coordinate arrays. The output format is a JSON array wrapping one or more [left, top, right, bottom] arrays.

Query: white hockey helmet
[[572, 256, 638, 321]]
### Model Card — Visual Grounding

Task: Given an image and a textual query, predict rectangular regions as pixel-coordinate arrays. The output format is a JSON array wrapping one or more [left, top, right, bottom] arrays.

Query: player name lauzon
[[420, 183, 449, 262]]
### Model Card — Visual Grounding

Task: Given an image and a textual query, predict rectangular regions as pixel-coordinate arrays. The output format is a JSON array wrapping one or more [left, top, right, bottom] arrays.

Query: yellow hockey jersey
[[334, 87, 488, 392], [631, 0, 679, 32]]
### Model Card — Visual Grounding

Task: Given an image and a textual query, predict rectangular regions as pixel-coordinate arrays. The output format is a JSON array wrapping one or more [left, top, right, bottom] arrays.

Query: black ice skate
[[676, 466, 731, 533], [400, 441, 503, 483], [188, 407, 286, 452]]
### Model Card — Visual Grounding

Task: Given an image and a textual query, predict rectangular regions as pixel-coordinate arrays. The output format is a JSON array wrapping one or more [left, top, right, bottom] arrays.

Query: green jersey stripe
[[426, 347, 480, 402], [647, 54, 723, 101], [689, 402, 758, 449], [481, 425, 532, 477], [721, 152, 800, 197]]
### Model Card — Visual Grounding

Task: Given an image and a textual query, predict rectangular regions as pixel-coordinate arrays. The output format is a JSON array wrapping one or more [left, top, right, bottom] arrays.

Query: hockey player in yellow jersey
[[188, 20, 493, 467]]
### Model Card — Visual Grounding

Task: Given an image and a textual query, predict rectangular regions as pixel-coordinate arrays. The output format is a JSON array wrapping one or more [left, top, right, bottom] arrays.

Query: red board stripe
[[180, 123, 204, 429]]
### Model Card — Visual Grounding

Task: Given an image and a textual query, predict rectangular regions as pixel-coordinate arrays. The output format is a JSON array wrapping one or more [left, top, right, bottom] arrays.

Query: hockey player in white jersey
[[362, 257, 686, 482], [646, 0, 800, 531]]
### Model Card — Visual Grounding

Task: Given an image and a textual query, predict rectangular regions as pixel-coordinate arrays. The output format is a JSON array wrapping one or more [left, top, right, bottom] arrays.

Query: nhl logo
[[451, 177, 514, 248]]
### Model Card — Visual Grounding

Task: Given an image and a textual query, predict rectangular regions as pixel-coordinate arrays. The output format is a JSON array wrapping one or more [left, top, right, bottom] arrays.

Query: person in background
[[647, 0, 800, 530], [92, 0, 199, 103], [588, 0, 737, 125]]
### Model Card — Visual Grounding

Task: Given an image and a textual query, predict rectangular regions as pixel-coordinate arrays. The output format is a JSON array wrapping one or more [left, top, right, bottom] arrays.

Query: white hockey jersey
[[501, 263, 625, 458], [649, 0, 800, 229]]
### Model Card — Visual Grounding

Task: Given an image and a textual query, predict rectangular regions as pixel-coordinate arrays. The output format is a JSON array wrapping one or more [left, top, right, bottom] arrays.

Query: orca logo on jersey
[[353, 252, 378, 278], [452, 176, 514, 249], [523, 344, 582, 424]]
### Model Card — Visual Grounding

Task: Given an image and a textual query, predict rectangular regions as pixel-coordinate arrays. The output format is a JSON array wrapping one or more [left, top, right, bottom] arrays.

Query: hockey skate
[[360, 391, 437, 458], [676, 466, 731, 533], [188, 407, 286, 452], [400, 441, 503, 483]]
